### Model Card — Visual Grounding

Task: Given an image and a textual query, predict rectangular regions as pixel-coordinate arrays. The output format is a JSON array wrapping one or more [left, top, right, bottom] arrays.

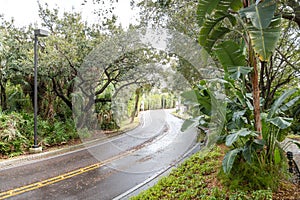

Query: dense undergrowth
[[0, 111, 140, 158], [0, 112, 78, 157], [132, 145, 298, 200]]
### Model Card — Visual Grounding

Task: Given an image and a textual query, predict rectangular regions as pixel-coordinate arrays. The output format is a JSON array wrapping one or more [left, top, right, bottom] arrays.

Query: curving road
[[0, 109, 198, 200]]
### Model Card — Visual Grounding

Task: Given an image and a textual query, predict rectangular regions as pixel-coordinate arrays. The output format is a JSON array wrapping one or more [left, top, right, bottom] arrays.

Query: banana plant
[[180, 81, 214, 132], [198, 0, 281, 60], [239, 0, 281, 61], [262, 89, 300, 163], [222, 128, 263, 173], [196, 0, 300, 175], [198, 0, 241, 53], [222, 89, 300, 173], [198, 0, 282, 136]]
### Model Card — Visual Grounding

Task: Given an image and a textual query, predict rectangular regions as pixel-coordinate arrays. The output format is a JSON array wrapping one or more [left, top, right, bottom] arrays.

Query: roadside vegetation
[[0, 111, 78, 157], [0, 3, 176, 158], [132, 0, 300, 198], [0, 0, 300, 198], [0, 93, 173, 158], [132, 145, 299, 199]]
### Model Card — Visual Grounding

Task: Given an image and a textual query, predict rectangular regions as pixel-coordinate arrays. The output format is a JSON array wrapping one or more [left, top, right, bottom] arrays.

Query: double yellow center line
[[0, 148, 136, 199], [0, 124, 170, 199]]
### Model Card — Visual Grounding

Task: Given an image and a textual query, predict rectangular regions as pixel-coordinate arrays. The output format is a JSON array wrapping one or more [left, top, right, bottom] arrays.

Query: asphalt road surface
[[0, 109, 198, 200]]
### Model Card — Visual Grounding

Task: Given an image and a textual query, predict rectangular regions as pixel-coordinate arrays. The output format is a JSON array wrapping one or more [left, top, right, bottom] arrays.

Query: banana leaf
[[268, 89, 297, 119], [215, 40, 251, 79], [280, 96, 300, 112], [267, 117, 293, 129], [222, 148, 242, 173], [197, 0, 221, 27], [197, 0, 240, 26], [225, 128, 257, 146], [247, 15, 281, 61], [199, 16, 230, 53], [239, 0, 276, 29], [215, 41, 246, 70]]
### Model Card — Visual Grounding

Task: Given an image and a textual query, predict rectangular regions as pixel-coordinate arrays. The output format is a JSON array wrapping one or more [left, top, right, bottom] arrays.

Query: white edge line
[[112, 142, 200, 200]]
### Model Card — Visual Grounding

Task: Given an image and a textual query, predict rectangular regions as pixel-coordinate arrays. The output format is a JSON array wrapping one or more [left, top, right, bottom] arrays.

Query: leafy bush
[[219, 156, 288, 191], [40, 119, 79, 146], [220, 89, 298, 191], [181, 82, 299, 191], [131, 146, 223, 200], [0, 111, 79, 157], [132, 146, 274, 200], [0, 112, 29, 156]]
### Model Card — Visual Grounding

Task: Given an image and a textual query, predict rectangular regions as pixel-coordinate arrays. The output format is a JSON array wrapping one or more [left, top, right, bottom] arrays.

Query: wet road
[[0, 110, 198, 200]]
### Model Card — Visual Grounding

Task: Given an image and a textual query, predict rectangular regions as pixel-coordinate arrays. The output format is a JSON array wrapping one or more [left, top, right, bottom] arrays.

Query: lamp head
[[34, 29, 49, 37]]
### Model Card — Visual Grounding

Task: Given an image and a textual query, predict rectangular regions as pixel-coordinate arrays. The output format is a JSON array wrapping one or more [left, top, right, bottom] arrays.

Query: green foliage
[[131, 146, 223, 200], [0, 19, 32, 112], [220, 89, 299, 191], [267, 117, 293, 129], [260, 89, 300, 167], [0, 3, 142, 156], [0, 111, 78, 157], [198, 0, 239, 53], [293, 141, 300, 149], [132, 146, 274, 199], [238, 0, 282, 61], [268, 89, 298, 119], [228, 66, 252, 80], [228, 189, 272, 200], [219, 155, 288, 191], [142, 93, 175, 111], [181, 88, 212, 117], [222, 148, 242, 173], [239, 0, 276, 29], [287, 90, 300, 134], [198, 0, 282, 61], [199, 16, 232, 53], [41, 119, 78, 146], [214, 41, 248, 77], [223, 89, 299, 169], [246, 15, 281, 62], [195, 0, 299, 193], [225, 128, 257, 146], [197, 0, 221, 27], [251, 190, 273, 200], [0, 112, 28, 156], [222, 128, 264, 173], [180, 81, 218, 133]]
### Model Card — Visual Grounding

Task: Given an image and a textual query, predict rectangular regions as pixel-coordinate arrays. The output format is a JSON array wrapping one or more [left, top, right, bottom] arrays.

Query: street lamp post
[[30, 29, 49, 154]]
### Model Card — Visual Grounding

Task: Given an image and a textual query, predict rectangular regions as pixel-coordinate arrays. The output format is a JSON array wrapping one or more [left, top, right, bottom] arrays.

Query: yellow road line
[[0, 127, 169, 200], [0, 149, 135, 200]]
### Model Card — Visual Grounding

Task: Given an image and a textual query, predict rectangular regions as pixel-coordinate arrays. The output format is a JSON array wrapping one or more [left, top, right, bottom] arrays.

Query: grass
[[131, 145, 300, 200]]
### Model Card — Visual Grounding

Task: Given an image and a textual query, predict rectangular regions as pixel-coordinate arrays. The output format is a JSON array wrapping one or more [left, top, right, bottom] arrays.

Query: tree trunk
[[249, 45, 262, 138], [259, 61, 266, 101], [52, 78, 73, 110], [131, 88, 141, 123], [0, 81, 7, 111]]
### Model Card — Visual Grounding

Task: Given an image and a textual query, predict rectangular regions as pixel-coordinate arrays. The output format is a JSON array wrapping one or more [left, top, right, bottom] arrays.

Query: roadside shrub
[[0, 112, 29, 156], [41, 119, 79, 146], [219, 155, 288, 191], [132, 146, 275, 199], [0, 111, 79, 157]]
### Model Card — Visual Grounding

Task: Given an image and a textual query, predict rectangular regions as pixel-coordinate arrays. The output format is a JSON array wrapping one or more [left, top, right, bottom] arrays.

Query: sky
[[0, 0, 139, 28]]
